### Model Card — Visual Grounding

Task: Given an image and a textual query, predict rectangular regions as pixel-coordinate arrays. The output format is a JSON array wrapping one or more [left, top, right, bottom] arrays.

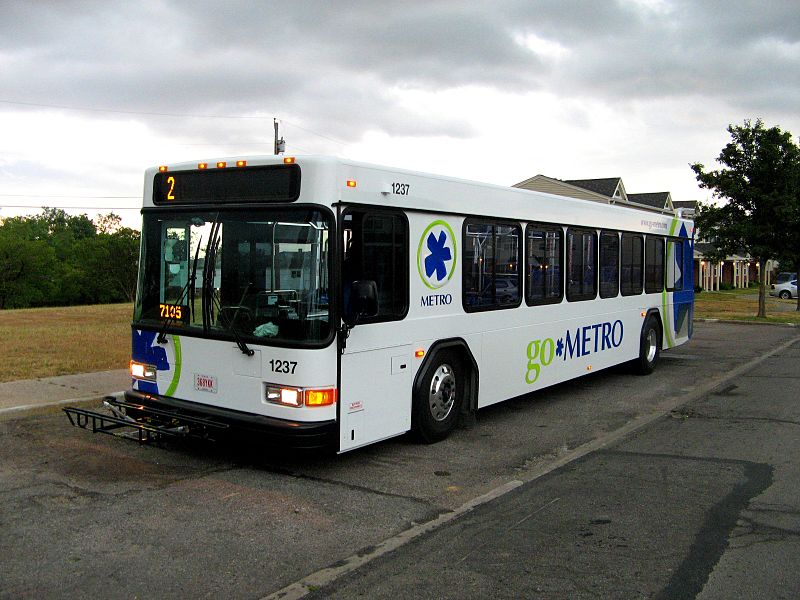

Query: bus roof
[[143, 155, 693, 237]]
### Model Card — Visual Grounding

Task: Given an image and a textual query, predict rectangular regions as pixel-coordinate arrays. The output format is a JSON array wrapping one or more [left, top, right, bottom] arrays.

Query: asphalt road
[[1, 322, 798, 599]]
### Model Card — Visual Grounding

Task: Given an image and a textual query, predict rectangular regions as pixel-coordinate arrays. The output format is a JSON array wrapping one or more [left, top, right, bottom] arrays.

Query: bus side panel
[[476, 303, 646, 409]]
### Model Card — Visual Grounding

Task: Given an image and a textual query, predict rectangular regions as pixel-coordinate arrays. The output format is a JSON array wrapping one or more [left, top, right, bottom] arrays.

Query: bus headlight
[[130, 361, 157, 381], [264, 385, 336, 408]]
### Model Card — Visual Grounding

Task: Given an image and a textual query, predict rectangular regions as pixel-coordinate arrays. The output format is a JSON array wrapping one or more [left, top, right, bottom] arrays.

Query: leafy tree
[[0, 208, 141, 308], [692, 119, 800, 318], [0, 230, 56, 309], [95, 212, 123, 234]]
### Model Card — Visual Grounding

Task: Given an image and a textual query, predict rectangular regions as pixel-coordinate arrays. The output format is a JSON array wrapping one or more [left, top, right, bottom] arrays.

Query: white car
[[770, 279, 797, 299]]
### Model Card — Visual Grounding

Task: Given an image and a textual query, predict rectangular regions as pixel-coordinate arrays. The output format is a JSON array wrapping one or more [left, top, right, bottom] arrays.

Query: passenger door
[[338, 209, 412, 451]]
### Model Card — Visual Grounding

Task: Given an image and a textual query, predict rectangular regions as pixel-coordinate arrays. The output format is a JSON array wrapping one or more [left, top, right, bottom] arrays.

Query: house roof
[[513, 174, 680, 214], [563, 178, 622, 198], [627, 192, 671, 209], [672, 200, 698, 210]]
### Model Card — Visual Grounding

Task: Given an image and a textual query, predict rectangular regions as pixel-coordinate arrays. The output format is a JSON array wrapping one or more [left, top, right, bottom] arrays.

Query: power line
[[0, 98, 268, 120], [0, 99, 349, 147], [1, 204, 139, 210], [0, 194, 138, 199]]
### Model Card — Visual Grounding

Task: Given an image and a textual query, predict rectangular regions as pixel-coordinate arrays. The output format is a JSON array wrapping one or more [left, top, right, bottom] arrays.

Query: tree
[[0, 231, 56, 309], [692, 119, 800, 318], [0, 208, 140, 308]]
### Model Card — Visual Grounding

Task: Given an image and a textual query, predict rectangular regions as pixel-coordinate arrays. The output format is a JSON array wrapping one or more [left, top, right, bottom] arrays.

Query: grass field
[[0, 303, 132, 382], [0, 291, 796, 382], [694, 287, 800, 324]]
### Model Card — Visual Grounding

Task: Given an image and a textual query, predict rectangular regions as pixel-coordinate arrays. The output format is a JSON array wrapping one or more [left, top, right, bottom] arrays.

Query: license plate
[[194, 373, 218, 394]]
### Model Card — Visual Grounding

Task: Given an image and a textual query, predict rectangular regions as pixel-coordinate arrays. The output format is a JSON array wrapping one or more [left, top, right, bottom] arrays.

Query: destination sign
[[153, 164, 300, 205]]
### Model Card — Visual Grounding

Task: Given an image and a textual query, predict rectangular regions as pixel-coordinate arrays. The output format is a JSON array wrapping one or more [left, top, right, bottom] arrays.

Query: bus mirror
[[348, 280, 378, 324]]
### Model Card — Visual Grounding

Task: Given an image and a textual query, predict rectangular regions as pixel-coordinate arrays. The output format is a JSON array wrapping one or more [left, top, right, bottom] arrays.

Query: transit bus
[[122, 155, 693, 452]]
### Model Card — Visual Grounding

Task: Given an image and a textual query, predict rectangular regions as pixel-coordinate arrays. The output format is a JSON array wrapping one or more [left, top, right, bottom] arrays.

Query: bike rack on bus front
[[63, 396, 229, 444]]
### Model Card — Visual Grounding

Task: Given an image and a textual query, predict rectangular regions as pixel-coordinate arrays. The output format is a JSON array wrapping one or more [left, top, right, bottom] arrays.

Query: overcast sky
[[1, 0, 799, 228]]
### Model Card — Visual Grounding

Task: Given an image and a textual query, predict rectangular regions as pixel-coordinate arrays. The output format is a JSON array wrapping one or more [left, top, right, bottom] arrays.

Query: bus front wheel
[[633, 317, 661, 375], [412, 350, 464, 443]]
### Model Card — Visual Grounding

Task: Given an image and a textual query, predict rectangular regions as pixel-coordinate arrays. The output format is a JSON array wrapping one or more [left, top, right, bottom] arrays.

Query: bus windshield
[[134, 207, 332, 346]]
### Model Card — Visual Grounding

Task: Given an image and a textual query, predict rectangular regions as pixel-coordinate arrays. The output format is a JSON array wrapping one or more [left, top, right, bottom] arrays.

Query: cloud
[[1, 0, 800, 223], [2, 1, 799, 138]]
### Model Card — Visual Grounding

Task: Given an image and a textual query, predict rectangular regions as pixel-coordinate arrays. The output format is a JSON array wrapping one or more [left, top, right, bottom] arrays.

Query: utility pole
[[273, 118, 285, 155]]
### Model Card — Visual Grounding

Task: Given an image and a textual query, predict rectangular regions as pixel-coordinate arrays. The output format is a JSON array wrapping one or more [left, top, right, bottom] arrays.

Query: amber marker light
[[347, 180, 357, 188], [283, 156, 296, 164], [158, 165, 168, 172], [198, 162, 208, 170], [641, 311, 647, 317], [236, 160, 247, 167], [216, 161, 227, 168], [305, 388, 337, 407], [415, 349, 425, 358]]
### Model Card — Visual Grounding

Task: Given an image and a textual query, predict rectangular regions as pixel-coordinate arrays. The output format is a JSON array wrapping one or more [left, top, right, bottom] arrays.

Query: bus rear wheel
[[633, 317, 661, 375], [412, 350, 464, 443]]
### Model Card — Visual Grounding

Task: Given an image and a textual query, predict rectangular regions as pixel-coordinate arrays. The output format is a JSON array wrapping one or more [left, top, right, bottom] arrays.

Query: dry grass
[[0, 303, 132, 382], [694, 288, 800, 324]]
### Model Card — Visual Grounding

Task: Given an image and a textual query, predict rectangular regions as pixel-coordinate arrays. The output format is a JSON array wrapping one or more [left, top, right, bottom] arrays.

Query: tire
[[632, 317, 661, 375], [412, 350, 464, 443], [779, 290, 791, 300]]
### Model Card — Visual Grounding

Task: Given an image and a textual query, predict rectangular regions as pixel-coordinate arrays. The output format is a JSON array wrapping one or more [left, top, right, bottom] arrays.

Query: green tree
[[692, 119, 800, 318], [0, 209, 140, 308], [0, 230, 56, 309]]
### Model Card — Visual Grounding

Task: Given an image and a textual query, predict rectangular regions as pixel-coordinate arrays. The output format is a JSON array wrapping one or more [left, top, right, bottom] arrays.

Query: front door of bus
[[338, 208, 412, 452]]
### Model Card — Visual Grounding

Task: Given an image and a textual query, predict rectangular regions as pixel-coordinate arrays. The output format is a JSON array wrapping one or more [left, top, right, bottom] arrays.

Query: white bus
[[124, 155, 693, 452]]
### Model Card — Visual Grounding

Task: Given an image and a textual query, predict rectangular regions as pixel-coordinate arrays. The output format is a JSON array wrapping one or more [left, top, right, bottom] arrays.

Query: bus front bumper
[[124, 389, 337, 450]]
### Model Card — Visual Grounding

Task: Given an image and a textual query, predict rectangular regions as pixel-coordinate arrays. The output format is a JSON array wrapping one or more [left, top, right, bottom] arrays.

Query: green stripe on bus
[[165, 335, 182, 396], [661, 218, 679, 349]]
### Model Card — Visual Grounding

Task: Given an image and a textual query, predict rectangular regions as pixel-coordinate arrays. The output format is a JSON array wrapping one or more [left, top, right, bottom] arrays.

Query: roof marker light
[[217, 161, 227, 168], [198, 163, 208, 170], [158, 165, 168, 173], [236, 160, 247, 167]]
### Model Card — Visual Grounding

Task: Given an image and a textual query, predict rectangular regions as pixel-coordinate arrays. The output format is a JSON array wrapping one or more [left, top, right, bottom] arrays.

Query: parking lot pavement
[[299, 334, 800, 600], [1, 322, 799, 599]]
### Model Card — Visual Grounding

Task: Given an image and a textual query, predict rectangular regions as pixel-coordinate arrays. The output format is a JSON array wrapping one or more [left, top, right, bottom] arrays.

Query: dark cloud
[[1, 0, 799, 146]]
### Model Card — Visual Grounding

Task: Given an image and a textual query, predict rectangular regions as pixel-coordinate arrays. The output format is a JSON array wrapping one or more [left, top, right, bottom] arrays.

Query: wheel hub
[[428, 364, 456, 422]]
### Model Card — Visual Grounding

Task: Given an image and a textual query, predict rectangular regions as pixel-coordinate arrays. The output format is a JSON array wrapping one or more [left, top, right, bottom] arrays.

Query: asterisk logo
[[556, 338, 564, 357], [425, 231, 452, 282]]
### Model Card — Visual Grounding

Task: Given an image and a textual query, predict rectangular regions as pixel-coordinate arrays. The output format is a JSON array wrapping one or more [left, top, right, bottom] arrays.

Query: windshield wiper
[[157, 235, 203, 345], [202, 218, 221, 332], [227, 283, 255, 356], [200, 219, 254, 357], [187, 234, 203, 324]]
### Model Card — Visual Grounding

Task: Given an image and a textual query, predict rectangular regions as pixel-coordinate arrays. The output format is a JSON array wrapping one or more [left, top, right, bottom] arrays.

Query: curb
[[694, 317, 798, 328], [0, 391, 125, 421]]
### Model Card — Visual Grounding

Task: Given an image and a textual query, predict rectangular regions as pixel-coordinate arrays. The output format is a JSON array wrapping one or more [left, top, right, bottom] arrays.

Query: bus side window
[[645, 236, 665, 294], [566, 227, 597, 302], [666, 238, 683, 292], [463, 220, 521, 311], [621, 233, 644, 296], [599, 230, 620, 299], [526, 224, 562, 305]]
